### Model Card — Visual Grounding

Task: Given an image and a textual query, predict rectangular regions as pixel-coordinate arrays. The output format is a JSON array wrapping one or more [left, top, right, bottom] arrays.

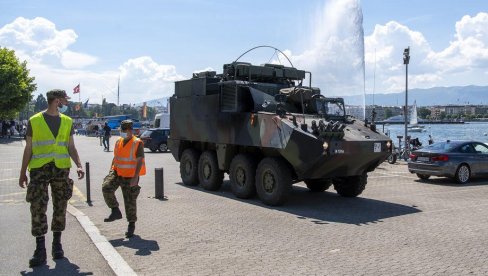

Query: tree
[[34, 94, 48, 112], [0, 47, 36, 119], [384, 108, 393, 119], [417, 107, 431, 119]]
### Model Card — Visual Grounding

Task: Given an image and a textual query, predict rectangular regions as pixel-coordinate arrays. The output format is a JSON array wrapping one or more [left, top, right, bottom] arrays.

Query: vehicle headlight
[[323, 141, 329, 150], [386, 141, 392, 150]]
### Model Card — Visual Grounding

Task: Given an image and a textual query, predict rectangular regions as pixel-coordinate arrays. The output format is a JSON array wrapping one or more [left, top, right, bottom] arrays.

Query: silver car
[[408, 140, 488, 184]]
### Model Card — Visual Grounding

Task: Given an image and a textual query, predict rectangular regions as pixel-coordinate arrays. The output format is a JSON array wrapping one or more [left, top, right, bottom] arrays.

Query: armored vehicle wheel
[[229, 154, 257, 199], [416, 173, 430, 180], [158, 143, 168, 152], [255, 157, 292, 206], [333, 173, 367, 197], [198, 151, 224, 191], [180, 148, 200, 186], [304, 179, 332, 192]]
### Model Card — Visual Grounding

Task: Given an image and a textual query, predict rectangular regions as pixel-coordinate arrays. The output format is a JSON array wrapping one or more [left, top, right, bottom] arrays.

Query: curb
[[67, 204, 136, 276]]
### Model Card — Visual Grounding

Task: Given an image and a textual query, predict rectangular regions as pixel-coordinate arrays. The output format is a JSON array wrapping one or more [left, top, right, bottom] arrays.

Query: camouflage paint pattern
[[168, 62, 392, 180], [102, 170, 141, 222], [26, 162, 71, 237]]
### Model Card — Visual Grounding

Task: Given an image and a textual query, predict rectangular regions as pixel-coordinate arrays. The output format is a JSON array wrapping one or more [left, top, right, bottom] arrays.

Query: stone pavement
[[3, 135, 488, 275]]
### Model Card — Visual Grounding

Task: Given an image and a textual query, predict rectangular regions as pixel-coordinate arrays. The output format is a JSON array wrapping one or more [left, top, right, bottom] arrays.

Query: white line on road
[[67, 205, 136, 276]]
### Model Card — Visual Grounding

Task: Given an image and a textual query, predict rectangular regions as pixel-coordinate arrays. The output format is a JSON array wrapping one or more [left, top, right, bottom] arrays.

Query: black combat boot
[[104, 207, 122, 222], [29, 236, 47, 267], [52, 231, 64, 259], [125, 222, 135, 238]]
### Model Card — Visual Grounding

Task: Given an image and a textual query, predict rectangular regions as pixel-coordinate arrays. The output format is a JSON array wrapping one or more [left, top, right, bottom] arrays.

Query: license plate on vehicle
[[417, 157, 430, 162], [374, 143, 381, 152]]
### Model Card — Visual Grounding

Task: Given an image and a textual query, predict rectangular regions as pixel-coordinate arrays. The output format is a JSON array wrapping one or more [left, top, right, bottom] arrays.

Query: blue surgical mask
[[120, 132, 128, 139], [57, 104, 68, 113]]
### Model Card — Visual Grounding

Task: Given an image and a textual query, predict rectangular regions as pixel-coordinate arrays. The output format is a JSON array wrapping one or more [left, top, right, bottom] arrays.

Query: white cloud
[[364, 12, 488, 93], [61, 50, 98, 69], [1, 17, 182, 105], [118, 56, 184, 104], [0, 17, 93, 67]]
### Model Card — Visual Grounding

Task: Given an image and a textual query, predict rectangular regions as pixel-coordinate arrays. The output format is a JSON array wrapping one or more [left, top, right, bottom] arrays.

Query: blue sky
[[1, 0, 487, 105]]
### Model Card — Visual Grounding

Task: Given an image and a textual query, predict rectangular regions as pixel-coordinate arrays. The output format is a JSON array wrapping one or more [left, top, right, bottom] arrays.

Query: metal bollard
[[155, 168, 164, 199], [85, 162, 92, 204]]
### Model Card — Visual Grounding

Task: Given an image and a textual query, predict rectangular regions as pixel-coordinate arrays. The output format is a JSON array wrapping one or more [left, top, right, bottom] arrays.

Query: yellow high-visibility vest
[[28, 112, 72, 170], [112, 137, 146, 177]]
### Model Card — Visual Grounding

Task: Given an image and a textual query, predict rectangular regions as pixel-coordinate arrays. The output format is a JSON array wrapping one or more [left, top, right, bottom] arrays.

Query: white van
[[154, 113, 170, 129]]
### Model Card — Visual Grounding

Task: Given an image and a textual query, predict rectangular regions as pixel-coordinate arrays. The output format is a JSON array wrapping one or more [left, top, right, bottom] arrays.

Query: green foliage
[[417, 107, 431, 119], [34, 94, 48, 112], [0, 47, 36, 119]]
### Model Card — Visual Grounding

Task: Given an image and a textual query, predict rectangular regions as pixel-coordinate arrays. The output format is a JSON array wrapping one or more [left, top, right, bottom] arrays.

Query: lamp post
[[403, 47, 410, 160]]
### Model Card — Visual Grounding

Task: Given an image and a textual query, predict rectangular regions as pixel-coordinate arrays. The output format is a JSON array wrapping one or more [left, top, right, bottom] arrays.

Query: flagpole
[[117, 76, 120, 106], [79, 83, 81, 102]]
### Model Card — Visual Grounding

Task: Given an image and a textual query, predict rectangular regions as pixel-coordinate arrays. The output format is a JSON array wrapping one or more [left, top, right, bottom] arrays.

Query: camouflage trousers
[[102, 170, 141, 222], [26, 162, 72, 237]]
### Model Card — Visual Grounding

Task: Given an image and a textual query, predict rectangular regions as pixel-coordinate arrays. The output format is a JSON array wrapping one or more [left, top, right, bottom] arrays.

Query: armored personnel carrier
[[168, 48, 393, 206]]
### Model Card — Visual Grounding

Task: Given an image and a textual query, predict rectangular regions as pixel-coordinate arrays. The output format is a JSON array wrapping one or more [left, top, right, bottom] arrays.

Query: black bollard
[[155, 168, 164, 199], [85, 162, 92, 204]]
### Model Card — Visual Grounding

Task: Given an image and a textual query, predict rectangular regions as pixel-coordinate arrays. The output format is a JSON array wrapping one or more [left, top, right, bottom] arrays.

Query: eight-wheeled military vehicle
[[168, 48, 393, 205]]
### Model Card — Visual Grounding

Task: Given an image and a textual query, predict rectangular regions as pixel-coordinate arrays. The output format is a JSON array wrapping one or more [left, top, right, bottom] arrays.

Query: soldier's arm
[[19, 136, 33, 188], [68, 135, 85, 179]]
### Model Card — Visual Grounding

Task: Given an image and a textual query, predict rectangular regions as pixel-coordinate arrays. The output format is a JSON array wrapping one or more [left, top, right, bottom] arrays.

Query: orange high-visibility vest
[[112, 136, 146, 177]]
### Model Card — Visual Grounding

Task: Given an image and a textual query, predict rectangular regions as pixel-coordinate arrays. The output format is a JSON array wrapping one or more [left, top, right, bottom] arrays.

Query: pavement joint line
[[0, 191, 25, 197], [0, 178, 18, 182], [67, 204, 137, 276]]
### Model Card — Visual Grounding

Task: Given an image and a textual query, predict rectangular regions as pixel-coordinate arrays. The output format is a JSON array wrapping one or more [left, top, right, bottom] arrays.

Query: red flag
[[73, 84, 80, 94]]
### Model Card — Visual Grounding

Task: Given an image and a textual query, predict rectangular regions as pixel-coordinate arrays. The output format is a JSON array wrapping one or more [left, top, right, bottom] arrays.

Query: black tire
[[198, 151, 224, 191], [333, 173, 367, 197], [180, 148, 200, 186], [455, 164, 470, 184], [150, 148, 157, 153], [387, 153, 397, 164], [255, 157, 292, 206], [229, 154, 257, 199], [158, 143, 168, 152], [304, 179, 332, 192], [416, 173, 430, 180]]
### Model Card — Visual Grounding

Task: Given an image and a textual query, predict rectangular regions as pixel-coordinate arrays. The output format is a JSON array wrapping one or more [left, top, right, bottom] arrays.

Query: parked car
[[139, 128, 170, 152], [408, 140, 488, 184]]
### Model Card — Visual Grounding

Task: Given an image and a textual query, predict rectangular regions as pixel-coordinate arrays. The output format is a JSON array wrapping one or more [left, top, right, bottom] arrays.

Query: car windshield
[[315, 98, 346, 119], [424, 141, 463, 152], [141, 130, 153, 137]]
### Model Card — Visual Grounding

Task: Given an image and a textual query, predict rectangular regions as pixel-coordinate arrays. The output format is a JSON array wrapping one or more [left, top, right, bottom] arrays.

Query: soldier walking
[[102, 120, 145, 238], [19, 89, 85, 267]]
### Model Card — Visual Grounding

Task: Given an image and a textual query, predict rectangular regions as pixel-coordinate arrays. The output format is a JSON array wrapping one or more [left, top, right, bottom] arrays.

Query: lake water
[[379, 122, 488, 147]]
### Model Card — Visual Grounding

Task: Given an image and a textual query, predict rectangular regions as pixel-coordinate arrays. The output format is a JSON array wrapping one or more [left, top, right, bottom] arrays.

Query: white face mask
[[120, 132, 128, 139], [57, 104, 68, 113]]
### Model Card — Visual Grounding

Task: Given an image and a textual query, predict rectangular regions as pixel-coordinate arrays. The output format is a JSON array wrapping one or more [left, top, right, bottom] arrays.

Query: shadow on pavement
[[20, 258, 93, 275], [0, 136, 24, 144], [178, 181, 420, 226], [110, 235, 160, 256], [414, 176, 488, 187]]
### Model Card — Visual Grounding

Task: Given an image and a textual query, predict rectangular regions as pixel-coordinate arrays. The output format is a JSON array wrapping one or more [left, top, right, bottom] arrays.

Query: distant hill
[[343, 85, 488, 106]]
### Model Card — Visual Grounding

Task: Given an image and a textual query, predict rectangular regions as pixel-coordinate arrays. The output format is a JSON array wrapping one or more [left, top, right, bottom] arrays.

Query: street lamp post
[[403, 47, 410, 160]]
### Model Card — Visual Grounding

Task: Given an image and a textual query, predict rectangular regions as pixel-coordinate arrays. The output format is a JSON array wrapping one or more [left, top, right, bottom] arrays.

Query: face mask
[[120, 132, 128, 139], [57, 104, 68, 113]]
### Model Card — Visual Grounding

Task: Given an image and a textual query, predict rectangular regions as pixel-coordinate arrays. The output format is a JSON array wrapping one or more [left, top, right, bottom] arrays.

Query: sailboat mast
[[117, 76, 120, 106]]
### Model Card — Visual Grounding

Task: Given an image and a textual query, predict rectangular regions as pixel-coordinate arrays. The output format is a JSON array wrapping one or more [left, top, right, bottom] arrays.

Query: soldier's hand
[[19, 174, 28, 188], [129, 177, 139, 187], [77, 167, 85, 180]]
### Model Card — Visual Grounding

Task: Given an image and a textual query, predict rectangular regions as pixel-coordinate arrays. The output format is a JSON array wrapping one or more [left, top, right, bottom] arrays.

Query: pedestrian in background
[[18, 89, 85, 267], [102, 121, 111, 151], [102, 120, 145, 238]]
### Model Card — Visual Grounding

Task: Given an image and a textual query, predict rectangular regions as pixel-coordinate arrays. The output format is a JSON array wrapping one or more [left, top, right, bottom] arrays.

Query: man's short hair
[[46, 89, 70, 101]]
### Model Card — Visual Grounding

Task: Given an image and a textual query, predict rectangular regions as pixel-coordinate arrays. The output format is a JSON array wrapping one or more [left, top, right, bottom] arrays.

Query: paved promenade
[[2, 135, 488, 275]]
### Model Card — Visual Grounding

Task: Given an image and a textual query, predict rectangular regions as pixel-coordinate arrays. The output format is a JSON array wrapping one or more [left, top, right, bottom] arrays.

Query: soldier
[[18, 89, 85, 267], [102, 120, 146, 238]]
